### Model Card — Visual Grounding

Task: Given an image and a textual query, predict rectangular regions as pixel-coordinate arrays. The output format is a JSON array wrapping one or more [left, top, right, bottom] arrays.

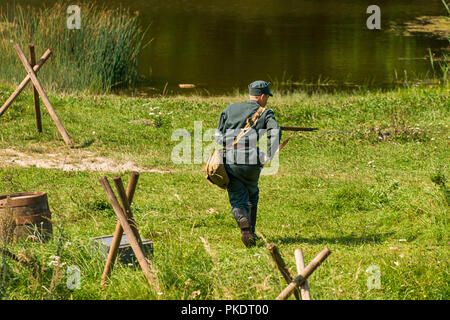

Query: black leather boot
[[232, 207, 255, 248], [249, 205, 259, 240]]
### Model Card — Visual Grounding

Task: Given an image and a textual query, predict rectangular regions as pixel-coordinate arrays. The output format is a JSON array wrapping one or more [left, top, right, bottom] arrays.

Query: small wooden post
[[267, 243, 301, 300], [100, 172, 139, 286], [113, 176, 144, 250], [28, 44, 42, 133], [277, 247, 331, 300], [294, 249, 311, 300], [99, 176, 160, 293], [0, 49, 52, 117], [15, 45, 74, 147]]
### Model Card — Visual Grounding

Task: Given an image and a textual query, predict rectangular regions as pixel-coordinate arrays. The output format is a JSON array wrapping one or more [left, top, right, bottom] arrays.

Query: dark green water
[[2, 0, 449, 94]]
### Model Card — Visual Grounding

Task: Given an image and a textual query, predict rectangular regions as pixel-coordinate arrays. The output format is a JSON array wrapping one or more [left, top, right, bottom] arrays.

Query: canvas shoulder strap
[[231, 106, 266, 146]]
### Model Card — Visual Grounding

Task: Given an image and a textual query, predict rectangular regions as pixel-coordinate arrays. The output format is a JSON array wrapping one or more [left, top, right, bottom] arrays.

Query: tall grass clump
[[431, 1, 450, 85], [429, 0, 449, 85], [442, 0, 450, 15], [0, 2, 146, 93]]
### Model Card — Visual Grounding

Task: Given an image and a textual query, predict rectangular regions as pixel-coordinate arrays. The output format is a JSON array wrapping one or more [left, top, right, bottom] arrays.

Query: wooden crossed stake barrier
[[258, 232, 331, 300], [0, 44, 73, 147], [99, 172, 160, 294]]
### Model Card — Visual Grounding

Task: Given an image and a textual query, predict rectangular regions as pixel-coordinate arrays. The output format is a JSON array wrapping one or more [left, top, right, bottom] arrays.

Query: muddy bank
[[391, 16, 450, 40]]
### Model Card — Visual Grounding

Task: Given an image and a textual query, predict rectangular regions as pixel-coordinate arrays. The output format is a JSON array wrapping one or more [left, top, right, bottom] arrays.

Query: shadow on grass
[[74, 138, 95, 149], [263, 232, 395, 246]]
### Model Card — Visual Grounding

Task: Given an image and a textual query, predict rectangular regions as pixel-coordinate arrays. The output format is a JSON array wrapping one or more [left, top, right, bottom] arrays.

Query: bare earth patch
[[0, 148, 170, 173]]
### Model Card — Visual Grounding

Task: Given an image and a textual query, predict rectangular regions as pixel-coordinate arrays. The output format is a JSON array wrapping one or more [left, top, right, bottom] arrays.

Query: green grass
[[0, 83, 448, 300], [0, 2, 145, 93]]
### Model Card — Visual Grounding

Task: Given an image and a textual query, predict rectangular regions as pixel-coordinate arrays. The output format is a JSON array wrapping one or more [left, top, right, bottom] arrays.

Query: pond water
[[2, 0, 449, 94]]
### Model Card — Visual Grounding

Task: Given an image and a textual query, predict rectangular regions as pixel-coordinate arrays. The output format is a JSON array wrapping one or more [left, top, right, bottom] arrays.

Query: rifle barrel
[[280, 126, 318, 132]]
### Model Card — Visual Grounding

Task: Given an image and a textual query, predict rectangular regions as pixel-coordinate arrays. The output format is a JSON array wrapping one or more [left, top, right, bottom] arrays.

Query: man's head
[[249, 93, 270, 107], [248, 80, 273, 107]]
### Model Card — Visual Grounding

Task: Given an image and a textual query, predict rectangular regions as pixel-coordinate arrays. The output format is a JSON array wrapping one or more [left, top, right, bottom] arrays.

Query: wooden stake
[[100, 172, 139, 286], [99, 176, 160, 292], [15, 45, 74, 147], [113, 175, 144, 250], [294, 249, 311, 300], [267, 243, 301, 300], [29, 44, 42, 133], [277, 247, 331, 300], [0, 49, 52, 117]]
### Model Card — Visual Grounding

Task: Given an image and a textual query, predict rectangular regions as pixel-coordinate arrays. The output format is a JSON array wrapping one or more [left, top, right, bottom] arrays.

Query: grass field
[[0, 83, 448, 300]]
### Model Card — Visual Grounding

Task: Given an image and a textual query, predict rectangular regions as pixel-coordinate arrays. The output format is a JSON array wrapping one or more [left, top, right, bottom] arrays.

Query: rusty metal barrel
[[0, 192, 52, 242]]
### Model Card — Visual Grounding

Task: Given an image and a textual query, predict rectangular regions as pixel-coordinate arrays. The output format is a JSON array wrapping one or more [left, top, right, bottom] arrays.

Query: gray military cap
[[248, 80, 273, 97]]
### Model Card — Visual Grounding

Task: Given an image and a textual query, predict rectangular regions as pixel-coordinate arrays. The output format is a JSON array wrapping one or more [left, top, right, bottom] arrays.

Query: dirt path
[[0, 148, 170, 173]]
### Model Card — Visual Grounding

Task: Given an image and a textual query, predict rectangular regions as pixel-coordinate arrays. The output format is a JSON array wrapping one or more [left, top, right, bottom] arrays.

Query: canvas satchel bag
[[204, 106, 266, 189]]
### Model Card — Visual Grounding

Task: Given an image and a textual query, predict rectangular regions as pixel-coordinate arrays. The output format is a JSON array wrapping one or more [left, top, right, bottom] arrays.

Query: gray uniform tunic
[[215, 100, 281, 210]]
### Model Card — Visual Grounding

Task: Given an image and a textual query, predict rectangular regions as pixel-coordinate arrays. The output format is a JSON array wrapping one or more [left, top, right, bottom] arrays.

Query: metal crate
[[92, 234, 153, 265]]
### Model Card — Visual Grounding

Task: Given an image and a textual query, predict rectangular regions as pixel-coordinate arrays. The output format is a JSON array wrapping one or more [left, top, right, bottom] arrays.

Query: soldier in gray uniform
[[215, 81, 282, 247]]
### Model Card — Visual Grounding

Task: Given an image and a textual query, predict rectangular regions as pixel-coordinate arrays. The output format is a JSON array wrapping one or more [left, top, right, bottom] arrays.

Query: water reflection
[[1, 0, 448, 94]]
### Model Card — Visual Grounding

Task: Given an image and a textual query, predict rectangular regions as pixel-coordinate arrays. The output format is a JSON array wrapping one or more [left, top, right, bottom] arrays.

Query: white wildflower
[[48, 255, 63, 267]]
